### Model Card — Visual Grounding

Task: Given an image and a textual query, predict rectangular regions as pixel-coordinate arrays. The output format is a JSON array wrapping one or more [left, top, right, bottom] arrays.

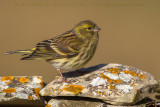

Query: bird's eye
[[87, 27, 92, 30]]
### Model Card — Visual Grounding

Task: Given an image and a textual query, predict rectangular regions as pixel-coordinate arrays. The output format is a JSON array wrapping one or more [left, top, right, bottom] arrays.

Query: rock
[[0, 76, 45, 103], [45, 98, 147, 107], [45, 98, 107, 107], [157, 80, 160, 93], [40, 63, 158, 106]]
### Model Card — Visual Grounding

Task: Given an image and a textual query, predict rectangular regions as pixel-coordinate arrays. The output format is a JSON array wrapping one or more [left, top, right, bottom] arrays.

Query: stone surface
[[45, 98, 147, 107], [0, 100, 45, 107], [40, 63, 158, 106], [0, 76, 45, 102], [45, 98, 107, 107], [157, 80, 160, 93]]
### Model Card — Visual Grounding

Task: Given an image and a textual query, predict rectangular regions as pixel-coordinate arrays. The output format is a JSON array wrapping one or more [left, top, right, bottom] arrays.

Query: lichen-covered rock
[[45, 98, 146, 107], [0, 76, 45, 102], [45, 99, 107, 107], [40, 64, 158, 105]]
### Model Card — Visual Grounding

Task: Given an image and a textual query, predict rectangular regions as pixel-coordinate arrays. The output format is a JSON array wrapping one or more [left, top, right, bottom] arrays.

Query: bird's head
[[73, 20, 101, 39]]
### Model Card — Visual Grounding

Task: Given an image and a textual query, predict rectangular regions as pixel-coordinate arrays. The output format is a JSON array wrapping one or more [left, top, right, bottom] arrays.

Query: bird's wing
[[22, 31, 83, 60]]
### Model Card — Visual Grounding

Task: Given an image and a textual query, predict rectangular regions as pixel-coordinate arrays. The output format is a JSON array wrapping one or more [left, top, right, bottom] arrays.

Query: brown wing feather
[[21, 30, 83, 60]]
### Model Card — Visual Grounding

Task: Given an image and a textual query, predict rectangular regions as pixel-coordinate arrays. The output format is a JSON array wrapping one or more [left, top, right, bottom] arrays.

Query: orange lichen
[[6, 80, 12, 85], [1, 76, 13, 81], [122, 71, 145, 79], [63, 85, 84, 95], [45, 104, 51, 107], [137, 73, 142, 76], [132, 89, 139, 102], [140, 75, 145, 79], [19, 77, 29, 83], [111, 70, 120, 74], [37, 77, 45, 87], [103, 91, 106, 95], [41, 83, 45, 88], [28, 96, 34, 100], [49, 87, 52, 91], [2, 88, 16, 93], [123, 71, 137, 76], [36, 94, 39, 98], [112, 79, 122, 84], [49, 92, 52, 95], [110, 84, 115, 89], [57, 88, 62, 91], [101, 72, 110, 80], [34, 88, 40, 95], [48, 87, 55, 94], [130, 72, 137, 76], [44, 93, 47, 96], [101, 73, 121, 84], [108, 68, 120, 72], [106, 68, 120, 74], [122, 70, 130, 74], [97, 91, 102, 95], [131, 84, 135, 87], [107, 79, 113, 83], [136, 73, 145, 79], [34, 88, 40, 98], [97, 91, 107, 95]]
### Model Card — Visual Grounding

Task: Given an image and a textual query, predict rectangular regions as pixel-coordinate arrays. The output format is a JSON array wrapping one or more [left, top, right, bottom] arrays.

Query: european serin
[[6, 20, 101, 81]]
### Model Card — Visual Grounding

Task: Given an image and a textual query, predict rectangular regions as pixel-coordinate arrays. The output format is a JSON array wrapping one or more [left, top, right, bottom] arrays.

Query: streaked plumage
[[6, 20, 101, 81]]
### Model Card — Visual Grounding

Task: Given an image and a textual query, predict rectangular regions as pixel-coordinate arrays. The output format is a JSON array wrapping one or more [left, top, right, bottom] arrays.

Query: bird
[[6, 20, 101, 81]]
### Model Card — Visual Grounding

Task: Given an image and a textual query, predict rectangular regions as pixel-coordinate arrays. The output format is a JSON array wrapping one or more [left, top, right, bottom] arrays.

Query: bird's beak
[[94, 27, 101, 32]]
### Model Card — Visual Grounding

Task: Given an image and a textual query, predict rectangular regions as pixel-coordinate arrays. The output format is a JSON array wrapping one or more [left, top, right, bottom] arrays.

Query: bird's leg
[[57, 69, 67, 82]]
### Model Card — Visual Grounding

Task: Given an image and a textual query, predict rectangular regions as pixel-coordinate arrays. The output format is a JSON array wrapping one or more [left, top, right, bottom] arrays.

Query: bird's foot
[[55, 76, 67, 82], [61, 77, 67, 82]]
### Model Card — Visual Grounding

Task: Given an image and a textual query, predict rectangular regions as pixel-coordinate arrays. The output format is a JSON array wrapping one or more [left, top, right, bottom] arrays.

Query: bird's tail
[[5, 48, 36, 55]]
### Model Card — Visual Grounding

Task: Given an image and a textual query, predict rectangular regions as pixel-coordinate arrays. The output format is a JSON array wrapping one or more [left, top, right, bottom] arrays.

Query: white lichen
[[0, 85, 9, 92], [92, 91, 98, 95], [103, 72, 119, 80], [32, 94, 39, 100], [82, 88, 88, 94], [27, 84, 42, 89], [116, 85, 133, 93], [48, 99, 59, 106], [16, 87, 24, 92], [26, 77, 42, 89], [0, 80, 10, 85], [90, 77, 106, 86], [25, 87, 33, 94], [16, 92, 28, 99], [27, 78, 41, 89], [32, 77, 41, 83], [119, 72, 133, 82]]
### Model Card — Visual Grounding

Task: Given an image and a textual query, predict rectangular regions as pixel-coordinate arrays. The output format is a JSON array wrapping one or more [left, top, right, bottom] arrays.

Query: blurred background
[[0, 0, 160, 85]]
